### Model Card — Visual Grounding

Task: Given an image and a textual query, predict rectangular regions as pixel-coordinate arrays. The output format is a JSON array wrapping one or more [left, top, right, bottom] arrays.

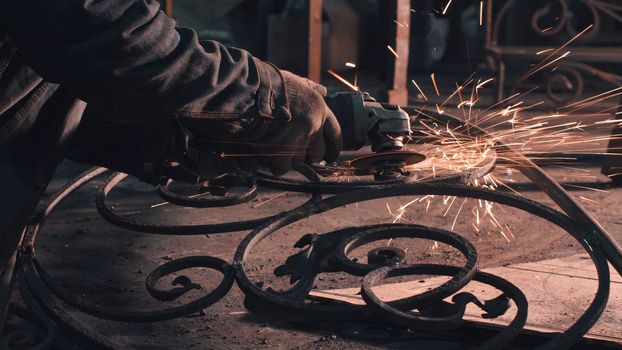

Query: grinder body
[[325, 91, 417, 181], [325, 91, 412, 152]]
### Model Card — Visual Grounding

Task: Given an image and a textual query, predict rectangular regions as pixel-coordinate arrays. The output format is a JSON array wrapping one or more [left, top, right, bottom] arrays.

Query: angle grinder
[[325, 91, 425, 180]]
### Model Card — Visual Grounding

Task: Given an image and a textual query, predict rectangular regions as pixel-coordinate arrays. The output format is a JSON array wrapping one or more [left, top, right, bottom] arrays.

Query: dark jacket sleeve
[[0, 0, 291, 123]]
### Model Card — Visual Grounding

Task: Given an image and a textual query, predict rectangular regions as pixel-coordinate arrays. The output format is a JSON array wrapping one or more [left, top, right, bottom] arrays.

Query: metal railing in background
[[485, 0, 622, 105]]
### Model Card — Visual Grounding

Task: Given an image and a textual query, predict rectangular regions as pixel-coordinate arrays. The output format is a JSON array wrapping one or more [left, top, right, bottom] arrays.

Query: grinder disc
[[349, 151, 427, 176]]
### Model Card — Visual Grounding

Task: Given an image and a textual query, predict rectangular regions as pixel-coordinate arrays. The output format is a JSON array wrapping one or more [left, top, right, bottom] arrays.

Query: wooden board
[[310, 254, 622, 344]]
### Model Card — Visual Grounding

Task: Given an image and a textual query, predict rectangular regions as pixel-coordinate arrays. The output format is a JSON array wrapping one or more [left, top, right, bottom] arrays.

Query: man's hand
[[183, 69, 343, 179], [252, 70, 343, 175]]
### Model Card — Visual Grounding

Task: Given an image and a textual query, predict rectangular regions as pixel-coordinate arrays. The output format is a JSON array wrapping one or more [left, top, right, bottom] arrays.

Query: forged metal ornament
[[486, 0, 622, 105], [3, 107, 622, 350]]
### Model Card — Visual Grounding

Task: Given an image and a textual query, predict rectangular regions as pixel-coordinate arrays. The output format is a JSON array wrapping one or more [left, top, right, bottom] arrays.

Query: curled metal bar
[[233, 180, 610, 349], [157, 174, 258, 208], [334, 224, 478, 310], [29, 256, 235, 323], [96, 170, 321, 235], [362, 265, 528, 350], [5, 104, 619, 350]]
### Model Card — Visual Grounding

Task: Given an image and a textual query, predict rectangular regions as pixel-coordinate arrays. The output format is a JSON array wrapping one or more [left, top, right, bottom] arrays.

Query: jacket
[[0, 0, 290, 321]]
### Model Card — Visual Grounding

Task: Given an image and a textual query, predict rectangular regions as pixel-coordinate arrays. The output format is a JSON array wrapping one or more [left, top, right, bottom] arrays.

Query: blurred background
[[159, 0, 622, 109]]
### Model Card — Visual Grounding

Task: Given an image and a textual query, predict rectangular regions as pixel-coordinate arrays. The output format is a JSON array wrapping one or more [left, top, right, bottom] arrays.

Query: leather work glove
[[181, 69, 343, 179], [67, 70, 343, 184], [69, 66, 343, 183], [250, 70, 343, 175]]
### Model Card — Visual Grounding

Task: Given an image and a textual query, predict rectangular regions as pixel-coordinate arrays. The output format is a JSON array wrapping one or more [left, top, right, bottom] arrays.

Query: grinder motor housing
[[325, 91, 412, 153]]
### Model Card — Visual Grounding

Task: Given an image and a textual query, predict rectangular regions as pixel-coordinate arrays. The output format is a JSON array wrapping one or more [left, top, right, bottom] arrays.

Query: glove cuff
[[142, 59, 296, 183], [252, 58, 292, 121]]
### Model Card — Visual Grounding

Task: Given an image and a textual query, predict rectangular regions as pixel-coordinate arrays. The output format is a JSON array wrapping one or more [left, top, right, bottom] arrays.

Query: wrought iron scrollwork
[[494, 0, 622, 44], [487, 0, 622, 105], [4, 107, 621, 350]]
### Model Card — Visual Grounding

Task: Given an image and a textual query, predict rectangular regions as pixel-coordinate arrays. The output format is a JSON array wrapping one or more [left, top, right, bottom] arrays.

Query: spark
[[578, 196, 605, 206], [327, 69, 359, 91], [430, 73, 441, 96], [451, 199, 467, 231], [442, 0, 453, 15], [151, 192, 209, 208], [472, 222, 480, 232], [345, 62, 356, 68], [504, 224, 515, 240], [479, 1, 484, 26], [499, 230, 511, 243], [435, 104, 445, 114], [365, 23, 621, 242], [252, 192, 287, 208], [536, 48, 554, 55], [595, 119, 622, 125], [443, 196, 457, 217], [441, 79, 471, 107], [387, 198, 420, 223], [564, 184, 609, 193], [412, 79, 429, 101], [564, 86, 622, 110], [387, 45, 399, 58], [476, 78, 494, 90], [519, 24, 593, 82], [457, 100, 476, 109], [520, 51, 570, 81]]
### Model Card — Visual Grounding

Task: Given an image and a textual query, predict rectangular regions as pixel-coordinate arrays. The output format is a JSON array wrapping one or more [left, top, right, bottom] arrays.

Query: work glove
[[181, 70, 343, 179], [251, 70, 343, 175], [68, 70, 343, 184]]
